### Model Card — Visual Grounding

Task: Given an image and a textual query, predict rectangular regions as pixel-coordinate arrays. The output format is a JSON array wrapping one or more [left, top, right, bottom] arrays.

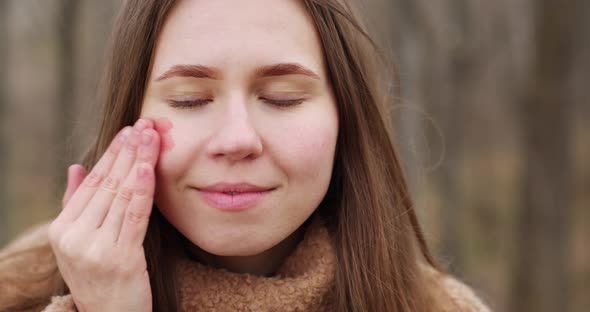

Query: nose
[[206, 98, 263, 162]]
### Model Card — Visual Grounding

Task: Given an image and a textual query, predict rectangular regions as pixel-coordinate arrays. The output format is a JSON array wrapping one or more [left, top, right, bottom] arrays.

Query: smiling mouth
[[194, 188, 275, 212], [197, 182, 275, 193], [223, 191, 244, 195]]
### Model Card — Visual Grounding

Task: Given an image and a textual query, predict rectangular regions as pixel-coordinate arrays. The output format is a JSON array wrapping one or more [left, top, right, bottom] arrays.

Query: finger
[[100, 128, 160, 241], [62, 164, 87, 209], [136, 128, 161, 167], [134, 118, 154, 132], [77, 123, 144, 228], [117, 164, 155, 248], [58, 127, 132, 223], [74, 118, 154, 228]]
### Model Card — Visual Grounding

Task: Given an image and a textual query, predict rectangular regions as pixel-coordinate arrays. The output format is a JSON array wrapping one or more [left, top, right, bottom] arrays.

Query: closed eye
[[261, 98, 305, 107], [164, 97, 305, 109], [165, 99, 212, 109]]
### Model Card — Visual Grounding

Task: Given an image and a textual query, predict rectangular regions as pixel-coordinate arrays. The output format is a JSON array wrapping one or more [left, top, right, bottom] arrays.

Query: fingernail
[[119, 128, 131, 142], [135, 119, 147, 130], [137, 165, 149, 179], [141, 132, 153, 145], [130, 129, 141, 142]]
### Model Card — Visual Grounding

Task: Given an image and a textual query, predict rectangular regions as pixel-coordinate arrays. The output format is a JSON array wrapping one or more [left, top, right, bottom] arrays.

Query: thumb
[[62, 164, 87, 209]]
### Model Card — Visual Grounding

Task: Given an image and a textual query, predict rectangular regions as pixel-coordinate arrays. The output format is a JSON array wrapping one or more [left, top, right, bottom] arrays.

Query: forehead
[[151, 0, 325, 78]]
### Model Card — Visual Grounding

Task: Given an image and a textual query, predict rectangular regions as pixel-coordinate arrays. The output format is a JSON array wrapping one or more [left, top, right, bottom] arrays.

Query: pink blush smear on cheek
[[154, 118, 175, 152]]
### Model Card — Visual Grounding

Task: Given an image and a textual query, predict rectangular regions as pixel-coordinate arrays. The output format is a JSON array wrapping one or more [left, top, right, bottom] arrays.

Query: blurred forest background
[[0, 0, 588, 311]]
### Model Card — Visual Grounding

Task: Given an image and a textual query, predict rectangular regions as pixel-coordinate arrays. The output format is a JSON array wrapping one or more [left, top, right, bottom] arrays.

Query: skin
[[141, 0, 338, 275], [49, 120, 159, 312], [48, 0, 338, 310]]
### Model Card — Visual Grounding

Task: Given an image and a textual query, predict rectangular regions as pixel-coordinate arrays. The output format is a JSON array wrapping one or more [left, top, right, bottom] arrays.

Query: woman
[[0, 0, 490, 311]]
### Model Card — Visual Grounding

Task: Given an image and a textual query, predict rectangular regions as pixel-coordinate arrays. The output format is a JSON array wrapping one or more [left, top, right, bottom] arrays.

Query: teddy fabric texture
[[2, 217, 491, 312]]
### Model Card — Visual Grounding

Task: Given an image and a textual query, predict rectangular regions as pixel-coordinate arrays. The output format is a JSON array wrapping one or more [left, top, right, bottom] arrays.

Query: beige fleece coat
[[0, 218, 491, 312]]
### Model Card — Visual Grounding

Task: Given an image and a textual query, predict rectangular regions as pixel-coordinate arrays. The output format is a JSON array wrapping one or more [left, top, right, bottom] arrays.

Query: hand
[[48, 118, 160, 312]]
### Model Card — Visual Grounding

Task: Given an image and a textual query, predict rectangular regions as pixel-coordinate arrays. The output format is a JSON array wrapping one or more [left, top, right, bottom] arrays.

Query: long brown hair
[[2, 0, 447, 311]]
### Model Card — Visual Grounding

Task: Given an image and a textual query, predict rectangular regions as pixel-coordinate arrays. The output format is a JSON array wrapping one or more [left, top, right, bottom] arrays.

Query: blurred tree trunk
[[381, 0, 425, 192], [416, 0, 479, 273], [0, 0, 9, 245], [56, 0, 80, 192], [387, 0, 471, 272], [434, 0, 472, 274], [512, 0, 578, 311]]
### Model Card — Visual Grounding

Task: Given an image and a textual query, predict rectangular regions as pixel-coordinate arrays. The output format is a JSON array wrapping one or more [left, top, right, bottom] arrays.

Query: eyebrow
[[155, 64, 220, 81], [255, 63, 320, 80], [155, 62, 321, 82]]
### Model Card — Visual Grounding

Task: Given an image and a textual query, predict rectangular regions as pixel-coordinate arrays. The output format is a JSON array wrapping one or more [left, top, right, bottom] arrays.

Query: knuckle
[[82, 250, 105, 271], [84, 172, 104, 188], [126, 142, 139, 152], [48, 221, 63, 244], [117, 187, 134, 202], [106, 143, 120, 156], [137, 150, 152, 162], [57, 235, 81, 259], [134, 186, 149, 197], [126, 208, 148, 225], [102, 176, 120, 192]]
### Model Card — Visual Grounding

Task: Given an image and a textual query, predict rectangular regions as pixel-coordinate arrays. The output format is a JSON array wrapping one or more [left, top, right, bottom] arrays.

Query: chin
[[188, 226, 279, 257]]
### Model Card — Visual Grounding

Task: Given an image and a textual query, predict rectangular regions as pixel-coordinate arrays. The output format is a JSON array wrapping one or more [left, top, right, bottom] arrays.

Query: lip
[[194, 183, 276, 212]]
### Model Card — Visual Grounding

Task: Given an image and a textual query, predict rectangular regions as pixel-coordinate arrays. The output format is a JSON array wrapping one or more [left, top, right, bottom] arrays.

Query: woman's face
[[141, 0, 338, 257]]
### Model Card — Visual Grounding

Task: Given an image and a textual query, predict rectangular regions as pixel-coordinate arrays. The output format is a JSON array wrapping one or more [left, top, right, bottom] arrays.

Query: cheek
[[153, 126, 194, 191], [154, 118, 213, 185], [277, 123, 338, 182], [154, 146, 184, 196]]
